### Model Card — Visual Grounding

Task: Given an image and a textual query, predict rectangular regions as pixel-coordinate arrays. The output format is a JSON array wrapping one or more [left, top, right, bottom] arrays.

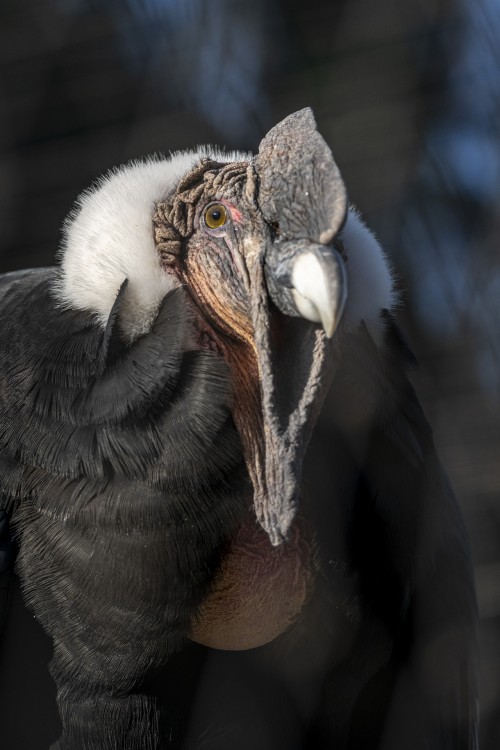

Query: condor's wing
[[0, 268, 246, 749]]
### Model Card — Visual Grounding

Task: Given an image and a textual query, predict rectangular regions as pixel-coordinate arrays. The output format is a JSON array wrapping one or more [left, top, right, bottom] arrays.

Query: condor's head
[[58, 108, 394, 547]]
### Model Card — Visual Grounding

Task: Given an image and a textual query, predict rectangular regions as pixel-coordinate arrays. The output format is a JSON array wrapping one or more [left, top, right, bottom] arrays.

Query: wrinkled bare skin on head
[[154, 109, 348, 547], [154, 159, 260, 342]]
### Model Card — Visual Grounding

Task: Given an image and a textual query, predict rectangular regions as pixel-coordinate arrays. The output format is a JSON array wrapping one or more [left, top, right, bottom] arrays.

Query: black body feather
[[0, 270, 477, 749]]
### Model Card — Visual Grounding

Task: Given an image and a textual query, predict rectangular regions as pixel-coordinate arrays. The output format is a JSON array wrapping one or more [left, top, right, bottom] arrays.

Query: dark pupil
[[211, 209, 221, 221]]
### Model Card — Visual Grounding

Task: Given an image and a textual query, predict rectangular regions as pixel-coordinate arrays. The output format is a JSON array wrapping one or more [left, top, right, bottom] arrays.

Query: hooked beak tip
[[290, 245, 348, 338]]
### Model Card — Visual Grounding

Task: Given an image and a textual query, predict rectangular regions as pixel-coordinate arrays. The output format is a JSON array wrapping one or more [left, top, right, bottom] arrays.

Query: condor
[[0, 109, 477, 750]]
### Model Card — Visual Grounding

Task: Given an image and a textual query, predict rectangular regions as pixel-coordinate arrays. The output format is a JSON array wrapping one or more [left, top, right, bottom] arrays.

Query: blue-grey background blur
[[0, 0, 499, 746]]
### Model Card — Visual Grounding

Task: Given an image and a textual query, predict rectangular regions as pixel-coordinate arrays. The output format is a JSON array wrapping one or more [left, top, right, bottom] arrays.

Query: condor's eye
[[204, 203, 228, 230]]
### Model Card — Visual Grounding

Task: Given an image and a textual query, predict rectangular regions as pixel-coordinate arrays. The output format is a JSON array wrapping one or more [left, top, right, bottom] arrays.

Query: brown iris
[[204, 203, 227, 229]]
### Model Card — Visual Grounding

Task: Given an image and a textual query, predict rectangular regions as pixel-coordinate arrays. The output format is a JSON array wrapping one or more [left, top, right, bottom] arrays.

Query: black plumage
[[0, 110, 477, 749]]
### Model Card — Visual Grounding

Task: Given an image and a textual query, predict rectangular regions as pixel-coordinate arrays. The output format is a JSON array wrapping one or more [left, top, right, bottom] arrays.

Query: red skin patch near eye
[[222, 201, 242, 224], [230, 206, 243, 223]]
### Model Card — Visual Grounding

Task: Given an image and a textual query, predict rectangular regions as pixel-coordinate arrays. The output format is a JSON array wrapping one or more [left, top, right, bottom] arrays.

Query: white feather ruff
[[340, 208, 397, 337], [55, 148, 248, 339], [55, 151, 394, 339]]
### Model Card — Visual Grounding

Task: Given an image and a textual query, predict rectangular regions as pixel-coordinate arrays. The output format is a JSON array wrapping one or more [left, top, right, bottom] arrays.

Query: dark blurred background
[[0, 0, 499, 746]]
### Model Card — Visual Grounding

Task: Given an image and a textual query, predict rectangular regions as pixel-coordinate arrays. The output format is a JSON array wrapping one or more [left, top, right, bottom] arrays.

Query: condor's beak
[[264, 239, 347, 339]]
